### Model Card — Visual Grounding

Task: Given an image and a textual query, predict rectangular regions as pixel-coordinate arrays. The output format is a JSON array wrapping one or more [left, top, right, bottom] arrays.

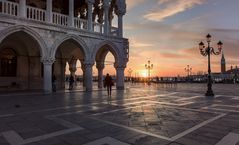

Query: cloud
[[181, 47, 200, 57], [159, 52, 184, 59], [126, 0, 146, 10], [144, 0, 206, 21], [130, 39, 154, 48], [124, 15, 239, 76]]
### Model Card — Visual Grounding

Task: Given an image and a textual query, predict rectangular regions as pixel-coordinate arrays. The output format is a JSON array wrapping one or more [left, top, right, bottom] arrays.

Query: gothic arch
[[0, 25, 47, 58], [93, 40, 121, 65], [51, 34, 89, 61]]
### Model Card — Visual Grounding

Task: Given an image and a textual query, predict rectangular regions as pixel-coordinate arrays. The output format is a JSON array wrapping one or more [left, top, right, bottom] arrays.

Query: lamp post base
[[205, 90, 214, 97]]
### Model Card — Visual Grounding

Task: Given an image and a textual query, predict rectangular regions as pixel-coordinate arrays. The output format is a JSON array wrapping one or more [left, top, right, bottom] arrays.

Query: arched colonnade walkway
[[0, 25, 128, 93]]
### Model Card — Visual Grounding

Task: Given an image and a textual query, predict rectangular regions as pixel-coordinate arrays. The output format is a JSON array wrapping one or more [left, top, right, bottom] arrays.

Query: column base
[[44, 90, 52, 94], [85, 87, 92, 92], [117, 86, 124, 90]]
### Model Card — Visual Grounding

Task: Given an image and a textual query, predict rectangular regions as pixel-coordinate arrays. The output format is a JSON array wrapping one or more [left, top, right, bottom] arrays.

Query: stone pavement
[[0, 83, 239, 145]]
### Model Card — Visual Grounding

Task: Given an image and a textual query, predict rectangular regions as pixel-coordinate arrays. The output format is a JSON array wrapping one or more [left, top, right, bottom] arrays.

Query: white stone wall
[[0, 11, 129, 91]]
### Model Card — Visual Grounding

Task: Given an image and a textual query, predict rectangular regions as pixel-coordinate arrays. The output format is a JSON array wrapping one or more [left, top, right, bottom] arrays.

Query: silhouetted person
[[69, 75, 74, 90], [52, 74, 56, 92], [104, 73, 114, 97]]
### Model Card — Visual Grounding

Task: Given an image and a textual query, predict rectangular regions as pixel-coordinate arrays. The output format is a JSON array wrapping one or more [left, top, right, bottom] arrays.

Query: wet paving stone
[[0, 84, 239, 145]]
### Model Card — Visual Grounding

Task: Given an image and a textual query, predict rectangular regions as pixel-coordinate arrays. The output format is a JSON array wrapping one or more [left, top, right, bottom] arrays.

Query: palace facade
[[0, 0, 129, 92]]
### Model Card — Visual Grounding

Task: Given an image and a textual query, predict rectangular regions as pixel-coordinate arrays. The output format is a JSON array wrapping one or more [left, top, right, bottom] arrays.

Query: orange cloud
[[144, 0, 206, 21], [130, 38, 154, 48], [159, 52, 184, 59], [126, 0, 146, 10]]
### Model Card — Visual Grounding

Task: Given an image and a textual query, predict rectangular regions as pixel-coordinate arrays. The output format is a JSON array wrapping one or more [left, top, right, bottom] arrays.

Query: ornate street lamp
[[145, 60, 153, 85], [185, 65, 192, 81], [199, 34, 223, 97], [128, 68, 133, 81]]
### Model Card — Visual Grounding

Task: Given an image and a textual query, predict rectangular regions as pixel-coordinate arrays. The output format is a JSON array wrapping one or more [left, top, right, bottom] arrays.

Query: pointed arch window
[[0, 48, 17, 77]]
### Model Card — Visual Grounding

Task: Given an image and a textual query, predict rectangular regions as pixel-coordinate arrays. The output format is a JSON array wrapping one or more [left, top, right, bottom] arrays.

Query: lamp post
[[199, 34, 223, 97], [145, 60, 153, 85], [185, 65, 192, 81], [128, 68, 133, 81]]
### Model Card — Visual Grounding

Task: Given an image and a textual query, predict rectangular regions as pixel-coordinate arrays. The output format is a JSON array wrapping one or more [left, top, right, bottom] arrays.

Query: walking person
[[69, 75, 74, 90], [104, 73, 114, 98]]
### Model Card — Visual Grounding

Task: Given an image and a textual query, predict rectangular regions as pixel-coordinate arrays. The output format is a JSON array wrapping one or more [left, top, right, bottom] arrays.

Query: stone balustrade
[[52, 12, 68, 26], [26, 6, 46, 21], [0, 0, 18, 16], [0, 0, 121, 37], [93, 22, 104, 34], [74, 17, 88, 30], [111, 26, 119, 36]]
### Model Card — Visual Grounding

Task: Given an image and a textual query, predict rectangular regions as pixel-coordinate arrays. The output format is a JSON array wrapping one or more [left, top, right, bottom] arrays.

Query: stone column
[[118, 14, 123, 37], [84, 63, 93, 92], [116, 0, 126, 37], [42, 59, 54, 93], [96, 63, 104, 88], [103, 0, 110, 35], [116, 66, 125, 90], [84, 63, 93, 91], [19, 0, 26, 18], [86, 0, 95, 31], [68, 0, 74, 27], [80, 61, 86, 87], [46, 0, 52, 23], [61, 59, 67, 89], [69, 63, 77, 77]]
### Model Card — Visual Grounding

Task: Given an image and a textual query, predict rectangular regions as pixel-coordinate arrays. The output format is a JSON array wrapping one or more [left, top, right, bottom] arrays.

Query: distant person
[[69, 75, 74, 90], [52, 74, 56, 92], [104, 73, 114, 97]]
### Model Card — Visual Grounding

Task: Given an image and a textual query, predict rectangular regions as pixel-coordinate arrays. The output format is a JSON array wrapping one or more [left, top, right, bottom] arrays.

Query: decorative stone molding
[[114, 63, 126, 69], [86, 0, 95, 4], [83, 62, 94, 69], [69, 67, 77, 73], [103, 0, 110, 8], [93, 40, 121, 64], [41, 57, 55, 65], [116, 0, 126, 16], [0, 25, 47, 58], [50, 34, 90, 60], [96, 62, 105, 70], [0, 0, 129, 92]]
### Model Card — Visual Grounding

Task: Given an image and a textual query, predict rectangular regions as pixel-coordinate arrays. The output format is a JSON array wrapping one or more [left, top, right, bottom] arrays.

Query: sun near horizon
[[67, 0, 239, 77]]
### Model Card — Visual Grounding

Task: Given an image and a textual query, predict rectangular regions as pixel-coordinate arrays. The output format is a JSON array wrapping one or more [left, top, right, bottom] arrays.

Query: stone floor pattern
[[0, 84, 239, 145]]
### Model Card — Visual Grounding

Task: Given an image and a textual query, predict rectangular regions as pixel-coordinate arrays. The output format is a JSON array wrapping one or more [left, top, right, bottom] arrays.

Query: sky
[[119, 0, 239, 77], [69, 0, 239, 77]]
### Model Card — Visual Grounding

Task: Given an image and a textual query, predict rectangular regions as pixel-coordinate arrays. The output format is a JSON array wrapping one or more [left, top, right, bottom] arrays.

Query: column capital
[[85, 0, 95, 4], [116, 0, 126, 16], [41, 58, 55, 65], [83, 62, 94, 69], [96, 62, 105, 70], [114, 63, 126, 69], [103, 0, 110, 8], [69, 67, 77, 73]]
